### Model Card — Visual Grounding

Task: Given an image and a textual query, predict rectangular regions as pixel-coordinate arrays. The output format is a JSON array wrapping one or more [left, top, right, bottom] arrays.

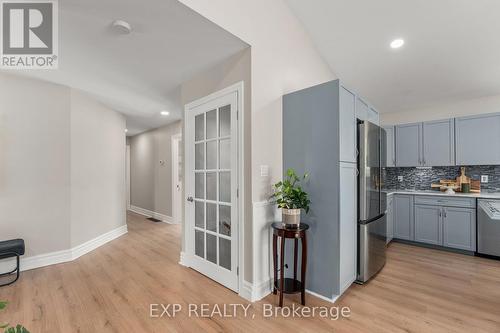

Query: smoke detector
[[111, 20, 132, 34]]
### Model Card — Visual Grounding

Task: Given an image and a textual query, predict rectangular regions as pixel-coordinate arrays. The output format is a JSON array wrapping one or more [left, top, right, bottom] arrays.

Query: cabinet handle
[[439, 210, 442, 217], [443, 209, 447, 218]]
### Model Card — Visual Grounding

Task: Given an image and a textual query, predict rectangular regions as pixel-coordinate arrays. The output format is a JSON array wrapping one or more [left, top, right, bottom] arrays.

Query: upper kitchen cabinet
[[382, 126, 395, 167], [456, 113, 500, 165], [367, 106, 379, 125], [355, 97, 369, 122], [339, 85, 356, 163], [395, 123, 421, 167], [422, 119, 455, 166]]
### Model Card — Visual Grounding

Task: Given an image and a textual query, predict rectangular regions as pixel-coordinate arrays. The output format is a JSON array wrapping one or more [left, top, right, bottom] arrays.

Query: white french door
[[185, 90, 238, 291]]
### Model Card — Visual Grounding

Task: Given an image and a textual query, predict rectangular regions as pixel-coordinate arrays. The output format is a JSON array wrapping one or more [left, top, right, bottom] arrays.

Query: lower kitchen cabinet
[[442, 207, 476, 251], [386, 195, 394, 244], [414, 205, 442, 245], [393, 195, 414, 240]]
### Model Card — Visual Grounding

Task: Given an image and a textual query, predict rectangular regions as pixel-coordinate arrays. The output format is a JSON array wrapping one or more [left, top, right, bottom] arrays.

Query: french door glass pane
[[219, 139, 230, 169], [195, 230, 204, 258], [206, 233, 217, 264], [195, 143, 205, 170], [219, 105, 231, 137], [206, 203, 217, 232], [195, 114, 204, 141], [206, 172, 217, 201], [219, 238, 231, 270], [206, 109, 217, 139], [195, 201, 204, 228], [219, 172, 231, 203], [195, 173, 204, 199], [206, 141, 217, 170], [219, 205, 231, 236]]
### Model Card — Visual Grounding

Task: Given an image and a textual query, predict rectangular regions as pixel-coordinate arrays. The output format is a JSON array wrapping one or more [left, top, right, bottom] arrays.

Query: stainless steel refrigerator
[[357, 121, 387, 283]]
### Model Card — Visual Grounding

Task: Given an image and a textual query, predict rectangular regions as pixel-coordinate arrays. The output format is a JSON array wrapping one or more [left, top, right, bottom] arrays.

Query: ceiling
[[286, 0, 500, 113], [10, 0, 248, 135]]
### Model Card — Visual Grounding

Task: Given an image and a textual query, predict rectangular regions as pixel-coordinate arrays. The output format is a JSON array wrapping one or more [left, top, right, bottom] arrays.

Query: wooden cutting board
[[456, 167, 470, 186]]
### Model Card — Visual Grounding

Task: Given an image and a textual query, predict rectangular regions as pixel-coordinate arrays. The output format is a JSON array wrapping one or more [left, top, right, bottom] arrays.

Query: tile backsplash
[[383, 165, 500, 192]]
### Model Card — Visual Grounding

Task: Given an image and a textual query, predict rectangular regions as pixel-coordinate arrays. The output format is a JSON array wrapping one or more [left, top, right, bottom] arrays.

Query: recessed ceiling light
[[111, 20, 132, 34], [124, 129, 128, 133], [390, 38, 405, 49], [160, 111, 170, 116]]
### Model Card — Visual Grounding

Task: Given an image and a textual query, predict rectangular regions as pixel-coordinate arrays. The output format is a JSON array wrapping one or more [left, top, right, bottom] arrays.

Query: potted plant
[[0, 301, 29, 333], [271, 168, 311, 227]]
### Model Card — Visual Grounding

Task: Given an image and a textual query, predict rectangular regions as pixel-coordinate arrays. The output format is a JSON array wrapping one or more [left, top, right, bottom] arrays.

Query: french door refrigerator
[[357, 120, 387, 283]]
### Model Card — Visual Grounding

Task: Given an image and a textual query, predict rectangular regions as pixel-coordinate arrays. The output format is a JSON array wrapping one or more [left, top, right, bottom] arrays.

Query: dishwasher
[[477, 199, 500, 258]]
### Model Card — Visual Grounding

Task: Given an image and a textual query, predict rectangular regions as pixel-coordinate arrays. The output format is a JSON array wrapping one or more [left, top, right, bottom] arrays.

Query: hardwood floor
[[1, 211, 500, 332]]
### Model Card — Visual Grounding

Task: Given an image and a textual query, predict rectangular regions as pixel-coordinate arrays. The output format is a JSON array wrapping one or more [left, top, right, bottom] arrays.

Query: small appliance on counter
[[477, 199, 500, 258]]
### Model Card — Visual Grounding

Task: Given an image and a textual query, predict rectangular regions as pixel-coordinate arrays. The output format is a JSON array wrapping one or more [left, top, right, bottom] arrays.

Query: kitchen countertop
[[384, 189, 500, 199]]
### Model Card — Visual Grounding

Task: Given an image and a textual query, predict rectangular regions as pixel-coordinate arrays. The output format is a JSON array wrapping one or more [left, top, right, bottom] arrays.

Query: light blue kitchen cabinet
[[339, 86, 356, 163], [386, 195, 394, 244], [367, 106, 379, 125], [422, 119, 455, 166], [455, 113, 500, 165], [395, 123, 421, 167], [355, 97, 369, 121], [442, 207, 476, 251], [414, 205, 442, 245], [393, 194, 414, 240], [382, 126, 395, 167]]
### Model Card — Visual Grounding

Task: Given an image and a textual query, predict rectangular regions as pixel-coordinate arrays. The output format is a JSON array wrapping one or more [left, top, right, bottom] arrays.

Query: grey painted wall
[[384, 165, 500, 191], [129, 121, 182, 216]]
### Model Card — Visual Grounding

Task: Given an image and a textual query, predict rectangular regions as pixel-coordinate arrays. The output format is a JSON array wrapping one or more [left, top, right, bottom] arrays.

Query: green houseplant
[[271, 168, 311, 226], [0, 301, 29, 333]]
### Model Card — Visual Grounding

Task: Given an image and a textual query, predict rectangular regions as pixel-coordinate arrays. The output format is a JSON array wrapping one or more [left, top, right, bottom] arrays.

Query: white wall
[[380, 94, 500, 125], [129, 121, 182, 217], [0, 73, 126, 264], [0, 73, 71, 256], [179, 0, 335, 290], [70, 90, 127, 246]]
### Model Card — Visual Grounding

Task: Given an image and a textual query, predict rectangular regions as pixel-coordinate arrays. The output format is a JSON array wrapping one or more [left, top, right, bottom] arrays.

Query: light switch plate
[[481, 175, 489, 183], [260, 165, 269, 177], [398, 176, 403, 182]]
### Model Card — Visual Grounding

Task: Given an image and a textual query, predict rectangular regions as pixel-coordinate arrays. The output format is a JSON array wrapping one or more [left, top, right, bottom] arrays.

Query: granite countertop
[[384, 189, 500, 199]]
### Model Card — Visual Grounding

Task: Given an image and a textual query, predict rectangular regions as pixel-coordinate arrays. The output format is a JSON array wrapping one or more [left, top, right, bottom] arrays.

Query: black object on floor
[[147, 217, 162, 223], [0, 238, 25, 287]]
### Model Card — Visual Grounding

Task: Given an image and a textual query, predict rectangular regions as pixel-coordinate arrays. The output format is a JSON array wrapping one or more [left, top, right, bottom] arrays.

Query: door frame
[[126, 145, 131, 210], [181, 81, 245, 296], [171, 133, 182, 224]]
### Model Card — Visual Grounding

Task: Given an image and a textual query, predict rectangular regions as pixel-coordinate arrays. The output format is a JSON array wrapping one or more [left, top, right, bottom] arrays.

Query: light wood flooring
[[1, 211, 500, 332]]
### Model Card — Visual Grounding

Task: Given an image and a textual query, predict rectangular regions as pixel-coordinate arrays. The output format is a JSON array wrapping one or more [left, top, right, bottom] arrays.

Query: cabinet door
[[355, 97, 369, 121], [386, 196, 394, 244], [393, 195, 414, 240], [339, 86, 356, 163], [339, 162, 357, 293], [382, 126, 395, 167], [395, 123, 422, 167], [456, 113, 500, 165], [442, 207, 476, 251], [422, 119, 455, 166], [368, 106, 379, 125], [414, 205, 442, 245]]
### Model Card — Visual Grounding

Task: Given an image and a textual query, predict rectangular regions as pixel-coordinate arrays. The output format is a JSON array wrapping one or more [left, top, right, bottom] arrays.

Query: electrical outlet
[[398, 176, 403, 182], [481, 175, 489, 183]]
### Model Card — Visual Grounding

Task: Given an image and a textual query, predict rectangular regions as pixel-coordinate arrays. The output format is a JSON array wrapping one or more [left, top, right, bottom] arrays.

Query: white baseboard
[[129, 205, 176, 224], [305, 289, 339, 304], [0, 225, 128, 273], [179, 251, 190, 267], [72, 225, 128, 260]]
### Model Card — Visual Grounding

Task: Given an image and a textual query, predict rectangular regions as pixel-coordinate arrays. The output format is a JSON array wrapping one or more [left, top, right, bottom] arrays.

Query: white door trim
[[182, 81, 245, 297], [171, 133, 182, 224], [126, 145, 131, 210]]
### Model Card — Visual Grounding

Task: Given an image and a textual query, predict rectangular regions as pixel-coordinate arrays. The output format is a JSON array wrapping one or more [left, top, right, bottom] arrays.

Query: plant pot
[[282, 208, 301, 227]]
